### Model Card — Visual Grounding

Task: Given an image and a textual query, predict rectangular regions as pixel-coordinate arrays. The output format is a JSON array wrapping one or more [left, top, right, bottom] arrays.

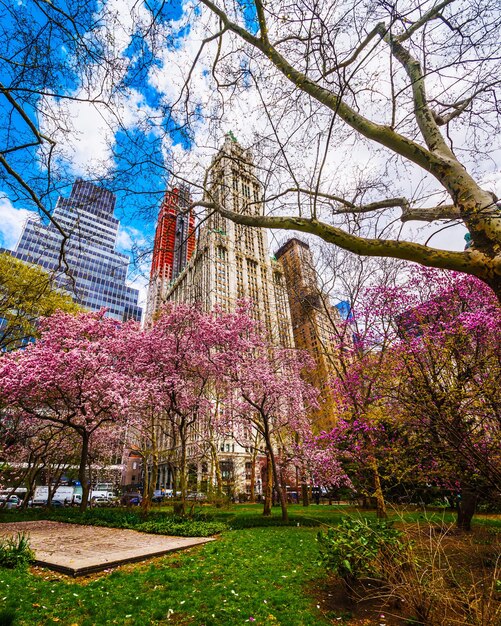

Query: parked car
[[91, 496, 110, 507], [49, 499, 65, 508], [151, 494, 166, 503], [0, 495, 22, 510], [186, 492, 207, 501], [31, 497, 48, 507]]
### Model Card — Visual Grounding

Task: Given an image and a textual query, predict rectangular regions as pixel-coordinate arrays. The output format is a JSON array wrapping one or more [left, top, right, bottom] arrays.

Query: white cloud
[[37, 0, 161, 178], [116, 225, 134, 251], [0, 198, 34, 250], [116, 223, 149, 252]]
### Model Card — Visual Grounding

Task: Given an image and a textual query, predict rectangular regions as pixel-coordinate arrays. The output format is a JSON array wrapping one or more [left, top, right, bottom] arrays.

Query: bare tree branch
[[196, 200, 498, 281]]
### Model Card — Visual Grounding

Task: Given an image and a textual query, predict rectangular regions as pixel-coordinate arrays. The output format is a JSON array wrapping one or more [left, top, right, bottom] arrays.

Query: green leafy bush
[[136, 519, 227, 537], [317, 517, 407, 588], [477, 500, 501, 514], [46, 508, 227, 536], [0, 532, 34, 569]]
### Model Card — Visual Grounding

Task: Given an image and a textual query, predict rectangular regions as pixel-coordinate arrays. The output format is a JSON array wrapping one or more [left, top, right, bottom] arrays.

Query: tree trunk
[[370, 456, 387, 519], [46, 468, 54, 506], [301, 480, 309, 507], [142, 455, 150, 510], [249, 440, 259, 504], [178, 427, 187, 517], [267, 442, 288, 522], [263, 454, 272, 516], [79, 432, 90, 512], [209, 440, 223, 498], [457, 489, 477, 531], [23, 466, 41, 511], [149, 452, 158, 504], [142, 452, 158, 514]]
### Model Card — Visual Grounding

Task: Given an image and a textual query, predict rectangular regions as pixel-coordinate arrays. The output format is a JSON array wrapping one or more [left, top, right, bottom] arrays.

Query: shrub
[[136, 519, 227, 537], [0, 532, 35, 569], [477, 500, 501, 514], [317, 517, 408, 591], [48, 508, 227, 536]]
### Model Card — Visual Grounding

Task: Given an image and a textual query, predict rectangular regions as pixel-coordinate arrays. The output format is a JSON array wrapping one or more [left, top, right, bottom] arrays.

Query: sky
[[0, 0, 500, 310]]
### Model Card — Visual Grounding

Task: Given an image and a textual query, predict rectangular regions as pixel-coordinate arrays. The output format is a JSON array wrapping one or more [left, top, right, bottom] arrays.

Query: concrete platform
[[0, 520, 214, 576]]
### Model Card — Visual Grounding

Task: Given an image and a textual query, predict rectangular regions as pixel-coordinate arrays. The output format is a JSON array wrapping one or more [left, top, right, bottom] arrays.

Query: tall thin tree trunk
[[263, 453, 272, 517], [209, 441, 223, 497], [46, 468, 54, 506], [143, 424, 159, 512], [178, 424, 187, 516], [23, 465, 41, 511], [142, 455, 150, 509], [249, 439, 259, 504], [79, 432, 90, 512], [301, 481, 309, 507], [370, 456, 387, 519], [267, 444, 288, 522], [148, 452, 159, 507]]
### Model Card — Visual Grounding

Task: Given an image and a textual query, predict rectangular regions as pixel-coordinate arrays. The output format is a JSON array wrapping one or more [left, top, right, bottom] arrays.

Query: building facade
[[154, 135, 294, 498], [10, 180, 142, 322], [275, 238, 345, 429], [163, 136, 293, 346], [146, 184, 196, 323]]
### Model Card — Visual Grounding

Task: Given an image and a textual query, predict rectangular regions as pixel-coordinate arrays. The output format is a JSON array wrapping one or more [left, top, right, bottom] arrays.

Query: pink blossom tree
[[0, 416, 79, 508], [387, 272, 501, 529], [0, 310, 133, 510], [124, 303, 258, 513], [225, 337, 320, 522], [326, 268, 501, 529]]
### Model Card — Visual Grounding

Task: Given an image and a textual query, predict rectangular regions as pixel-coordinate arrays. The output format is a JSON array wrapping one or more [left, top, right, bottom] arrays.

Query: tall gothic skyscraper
[[164, 134, 293, 347], [11, 180, 142, 322], [146, 184, 196, 322]]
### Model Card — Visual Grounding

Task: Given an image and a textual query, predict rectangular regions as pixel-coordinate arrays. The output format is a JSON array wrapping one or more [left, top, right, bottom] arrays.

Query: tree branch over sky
[[196, 0, 501, 298], [0, 0, 500, 299]]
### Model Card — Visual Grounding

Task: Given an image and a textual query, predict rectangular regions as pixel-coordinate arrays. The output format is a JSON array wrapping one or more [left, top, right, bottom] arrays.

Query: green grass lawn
[[0, 525, 329, 626], [1, 503, 499, 625]]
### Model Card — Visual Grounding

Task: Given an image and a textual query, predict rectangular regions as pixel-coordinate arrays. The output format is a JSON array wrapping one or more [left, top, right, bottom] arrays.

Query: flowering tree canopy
[[0, 310, 134, 509], [326, 267, 501, 528]]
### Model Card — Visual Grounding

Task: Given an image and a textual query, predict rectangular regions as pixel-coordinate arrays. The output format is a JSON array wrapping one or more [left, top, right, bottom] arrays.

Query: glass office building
[[9, 180, 142, 322]]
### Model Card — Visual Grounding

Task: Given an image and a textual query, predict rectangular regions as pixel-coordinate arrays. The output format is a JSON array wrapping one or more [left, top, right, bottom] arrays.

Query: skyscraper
[[275, 238, 345, 428], [164, 134, 293, 346], [146, 185, 196, 322], [10, 180, 142, 322]]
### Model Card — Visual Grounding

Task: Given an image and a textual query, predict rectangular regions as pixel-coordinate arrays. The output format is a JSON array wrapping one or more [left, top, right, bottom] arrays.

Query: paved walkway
[[0, 520, 214, 576]]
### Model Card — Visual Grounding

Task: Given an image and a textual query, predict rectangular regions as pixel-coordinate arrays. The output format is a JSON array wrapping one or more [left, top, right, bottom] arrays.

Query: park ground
[[0, 504, 500, 626]]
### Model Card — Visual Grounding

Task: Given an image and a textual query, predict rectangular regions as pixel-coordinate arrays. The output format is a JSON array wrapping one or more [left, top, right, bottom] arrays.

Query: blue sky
[[0, 0, 261, 306], [0, 0, 185, 299]]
